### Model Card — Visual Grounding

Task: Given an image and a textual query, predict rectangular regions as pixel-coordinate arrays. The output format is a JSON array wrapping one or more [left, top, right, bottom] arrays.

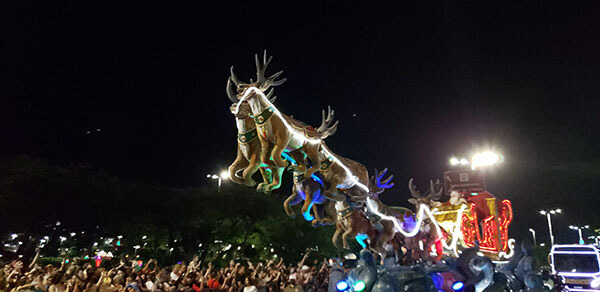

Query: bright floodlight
[[585, 225, 589, 229], [336, 280, 348, 291], [220, 171, 229, 180], [539, 210, 546, 215], [550, 210, 556, 214], [460, 158, 469, 165], [555, 209, 562, 213], [206, 174, 211, 178], [569, 225, 576, 229], [471, 151, 501, 170], [452, 281, 464, 291], [450, 157, 459, 165], [211, 174, 218, 179], [353, 281, 366, 292]]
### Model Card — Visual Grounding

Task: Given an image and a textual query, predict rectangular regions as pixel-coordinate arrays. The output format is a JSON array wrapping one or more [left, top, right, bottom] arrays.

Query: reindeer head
[[226, 50, 287, 104], [228, 88, 275, 119], [369, 168, 394, 199], [407, 178, 443, 208]]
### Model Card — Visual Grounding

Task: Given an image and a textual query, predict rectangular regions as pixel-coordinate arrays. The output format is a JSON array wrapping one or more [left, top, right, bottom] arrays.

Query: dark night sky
[[2, 2, 600, 243]]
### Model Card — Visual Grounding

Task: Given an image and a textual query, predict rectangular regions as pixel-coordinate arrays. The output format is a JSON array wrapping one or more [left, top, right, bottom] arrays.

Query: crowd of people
[[0, 251, 331, 292]]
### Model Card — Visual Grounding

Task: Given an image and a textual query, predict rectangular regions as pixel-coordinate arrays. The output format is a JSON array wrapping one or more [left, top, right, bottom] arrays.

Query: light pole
[[540, 209, 562, 246], [569, 225, 589, 244], [529, 228, 536, 246], [207, 171, 229, 192]]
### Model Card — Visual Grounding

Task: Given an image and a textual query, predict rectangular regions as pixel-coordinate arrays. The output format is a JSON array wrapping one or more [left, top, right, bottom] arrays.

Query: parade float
[[224, 51, 528, 291]]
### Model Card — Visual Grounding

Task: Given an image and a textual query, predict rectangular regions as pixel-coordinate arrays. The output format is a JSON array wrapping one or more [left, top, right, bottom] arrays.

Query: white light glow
[[450, 157, 459, 165], [460, 159, 469, 165], [220, 171, 229, 180], [471, 151, 501, 170]]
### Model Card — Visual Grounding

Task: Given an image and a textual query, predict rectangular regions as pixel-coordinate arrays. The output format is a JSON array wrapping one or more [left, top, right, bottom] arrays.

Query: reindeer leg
[[311, 204, 322, 226], [324, 176, 346, 201], [264, 167, 284, 194], [283, 187, 302, 218], [228, 145, 249, 185], [332, 226, 343, 249], [302, 144, 321, 180], [318, 201, 337, 226], [257, 167, 272, 193], [259, 136, 276, 168], [242, 152, 261, 187], [300, 184, 314, 218], [270, 142, 290, 169], [342, 228, 354, 250]]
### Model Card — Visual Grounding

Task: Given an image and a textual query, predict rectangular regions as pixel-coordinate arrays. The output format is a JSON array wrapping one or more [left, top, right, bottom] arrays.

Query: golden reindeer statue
[[228, 51, 338, 193], [226, 86, 282, 193]]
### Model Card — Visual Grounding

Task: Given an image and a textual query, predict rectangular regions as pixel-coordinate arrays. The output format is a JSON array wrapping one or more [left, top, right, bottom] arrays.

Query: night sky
[[3, 2, 600, 243]]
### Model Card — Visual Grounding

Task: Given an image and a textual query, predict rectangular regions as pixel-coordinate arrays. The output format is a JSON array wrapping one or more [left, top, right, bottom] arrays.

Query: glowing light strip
[[355, 234, 369, 248], [553, 251, 600, 255]]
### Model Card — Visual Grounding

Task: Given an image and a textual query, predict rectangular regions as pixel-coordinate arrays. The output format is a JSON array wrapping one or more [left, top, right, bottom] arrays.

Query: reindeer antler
[[226, 77, 238, 103], [316, 106, 339, 139], [255, 50, 287, 89], [264, 88, 277, 103], [227, 77, 276, 104], [408, 178, 422, 198], [427, 179, 444, 201], [370, 168, 394, 195], [229, 66, 245, 87]]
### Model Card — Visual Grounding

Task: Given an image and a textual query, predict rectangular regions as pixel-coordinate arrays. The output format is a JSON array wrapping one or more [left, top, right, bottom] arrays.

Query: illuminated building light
[[336, 280, 349, 291], [353, 281, 366, 292], [450, 157, 459, 165], [452, 281, 464, 291], [355, 234, 369, 248]]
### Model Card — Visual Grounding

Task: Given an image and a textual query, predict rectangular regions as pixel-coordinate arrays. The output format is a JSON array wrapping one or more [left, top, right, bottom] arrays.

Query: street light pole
[[529, 228, 536, 246], [569, 225, 589, 244], [546, 212, 554, 246], [540, 209, 562, 246], [207, 171, 229, 192]]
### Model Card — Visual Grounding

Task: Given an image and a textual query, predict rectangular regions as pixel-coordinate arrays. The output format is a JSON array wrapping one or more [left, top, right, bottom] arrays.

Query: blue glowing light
[[281, 152, 296, 165], [336, 280, 349, 291], [311, 174, 324, 186], [353, 281, 366, 292], [355, 234, 369, 248], [302, 198, 315, 221], [452, 281, 464, 291]]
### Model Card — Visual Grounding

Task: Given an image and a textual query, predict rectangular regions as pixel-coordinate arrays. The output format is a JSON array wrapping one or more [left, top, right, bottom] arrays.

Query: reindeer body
[[317, 144, 370, 202], [405, 178, 446, 263]]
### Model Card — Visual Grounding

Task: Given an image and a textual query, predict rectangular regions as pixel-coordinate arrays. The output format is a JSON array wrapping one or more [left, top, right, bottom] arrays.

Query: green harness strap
[[320, 155, 335, 170], [253, 105, 275, 125], [238, 128, 258, 143]]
